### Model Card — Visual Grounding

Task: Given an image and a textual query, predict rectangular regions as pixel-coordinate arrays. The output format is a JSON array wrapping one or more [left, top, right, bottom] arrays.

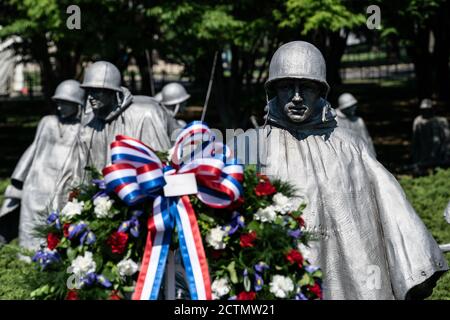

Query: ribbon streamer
[[102, 121, 243, 300]]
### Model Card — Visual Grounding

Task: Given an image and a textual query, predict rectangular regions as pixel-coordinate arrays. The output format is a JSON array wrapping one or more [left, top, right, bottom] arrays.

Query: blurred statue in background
[[336, 93, 376, 157], [0, 80, 84, 250], [160, 82, 191, 133], [254, 41, 447, 300], [412, 98, 450, 169], [153, 91, 163, 103], [444, 201, 450, 225], [52, 61, 172, 209]]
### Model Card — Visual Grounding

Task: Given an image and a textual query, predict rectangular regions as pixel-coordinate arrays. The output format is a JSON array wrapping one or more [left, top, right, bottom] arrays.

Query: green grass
[[0, 170, 449, 300], [400, 168, 450, 300], [0, 241, 39, 300]]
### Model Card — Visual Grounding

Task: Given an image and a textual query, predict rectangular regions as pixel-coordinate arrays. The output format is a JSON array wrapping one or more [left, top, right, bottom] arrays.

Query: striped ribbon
[[102, 121, 243, 300]]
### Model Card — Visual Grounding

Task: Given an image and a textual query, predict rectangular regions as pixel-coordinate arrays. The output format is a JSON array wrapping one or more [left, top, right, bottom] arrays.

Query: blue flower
[[118, 211, 142, 238], [288, 228, 302, 239], [254, 262, 270, 273], [225, 211, 245, 235], [295, 292, 308, 300], [32, 249, 60, 269], [46, 211, 61, 230], [305, 265, 320, 274], [254, 273, 264, 292]]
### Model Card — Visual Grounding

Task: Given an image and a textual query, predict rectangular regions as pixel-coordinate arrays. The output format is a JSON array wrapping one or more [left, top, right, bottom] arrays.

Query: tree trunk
[[32, 35, 56, 113], [409, 26, 433, 100], [135, 51, 152, 95], [432, 1, 450, 101]]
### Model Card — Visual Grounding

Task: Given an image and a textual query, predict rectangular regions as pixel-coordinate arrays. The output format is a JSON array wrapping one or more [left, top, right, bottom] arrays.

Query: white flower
[[93, 196, 115, 219], [117, 259, 139, 277], [70, 251, 96, 278], [61, 199, 84, 220], [269, 275, 294, 298], [254, 206, 277, 223], [211, 277, 231, 299], [297, 242, 313, 262], [272, 193, 294, 214], [206, 226, 227, 250]]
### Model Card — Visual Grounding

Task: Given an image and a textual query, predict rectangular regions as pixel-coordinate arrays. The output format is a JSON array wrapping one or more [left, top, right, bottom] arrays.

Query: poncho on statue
[[256, 101, 448, 299], [243, 41, 448, 300], [1, 79, 85, 250], [1, 116, 80, 250]]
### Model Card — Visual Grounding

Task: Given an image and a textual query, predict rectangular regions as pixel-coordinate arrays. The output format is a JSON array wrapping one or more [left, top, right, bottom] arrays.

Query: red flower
[[65, 290, 78, 300], [308, 283, 322, 299], [285, 249, 304, 268], [296, 216, 305, 228], [68, 189, 80, 202], [240, 231, 257, 248], [237, 291, 256, 300], [254, 175, 276, 196], [109, 290, 121, 300], [47, 233, 60, 250], [63, 223, 71, 238], [107, 231, 129, 254]]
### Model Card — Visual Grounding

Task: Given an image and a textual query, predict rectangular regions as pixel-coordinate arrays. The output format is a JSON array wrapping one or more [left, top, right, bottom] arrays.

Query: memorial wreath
[[30, 122, 322, 300]]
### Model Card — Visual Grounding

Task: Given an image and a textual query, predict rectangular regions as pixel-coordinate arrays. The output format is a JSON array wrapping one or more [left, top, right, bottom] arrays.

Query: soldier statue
[[160, 82, 191, 134], [252, 41, 447, 299], [52, 61, 173, 209], [336, 93, 376, 157], [0, 80, 85, 250], [411, 98, 450, 169]]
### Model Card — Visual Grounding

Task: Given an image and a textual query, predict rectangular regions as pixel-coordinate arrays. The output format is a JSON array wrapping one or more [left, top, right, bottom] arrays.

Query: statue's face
[[421, 108, 434, 119], [87, 88, 117, 120], [56, 100, 79, 119], [275, 79, 321, 123], [341, 105, 357, 118], [166, 101, 187, 116]]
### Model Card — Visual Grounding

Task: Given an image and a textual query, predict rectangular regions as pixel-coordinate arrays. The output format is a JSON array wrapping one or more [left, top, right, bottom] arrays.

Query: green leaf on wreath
[[247, 221, 259, 231], [299, 273, 311, 287], [227, 261, 238, 284], [66, 247, 77, 261], [122, 286, 135, 293], [84, 200, 93, 212]]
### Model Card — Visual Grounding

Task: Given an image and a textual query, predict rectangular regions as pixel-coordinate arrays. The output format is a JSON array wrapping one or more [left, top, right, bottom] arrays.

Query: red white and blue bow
[[102, 121, 243, 300]]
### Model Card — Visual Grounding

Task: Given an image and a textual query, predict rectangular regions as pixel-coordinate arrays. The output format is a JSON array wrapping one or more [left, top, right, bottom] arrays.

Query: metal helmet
[[420, 98, 432, 109], [81, 61, 122, 92], [338, 93, 358, 110], [52, 80, 86, 105], [154, 91, 163, 103], [161, 83, 190, 106], [265, 41, 329, 97]]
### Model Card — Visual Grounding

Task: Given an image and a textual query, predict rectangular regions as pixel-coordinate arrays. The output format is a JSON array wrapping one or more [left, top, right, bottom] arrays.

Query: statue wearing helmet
[[411, 98, 450, 169], [336, 93, 376, 157], [160, 82, 190, 133], [0, 80, 85, 249], [241, 41, 447, 299], [51, 61, 172, 211]]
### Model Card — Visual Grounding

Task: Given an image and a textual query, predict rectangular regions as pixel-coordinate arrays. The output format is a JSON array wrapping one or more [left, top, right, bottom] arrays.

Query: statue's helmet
[[265, 41, 330, 98], [52, 80, 86, 105], [420, 98, 432, 109], [154, 91, 163, 103], [81, 61, 122, 92], [338, 93, 358, 110], [161, 83, 190, 106]]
